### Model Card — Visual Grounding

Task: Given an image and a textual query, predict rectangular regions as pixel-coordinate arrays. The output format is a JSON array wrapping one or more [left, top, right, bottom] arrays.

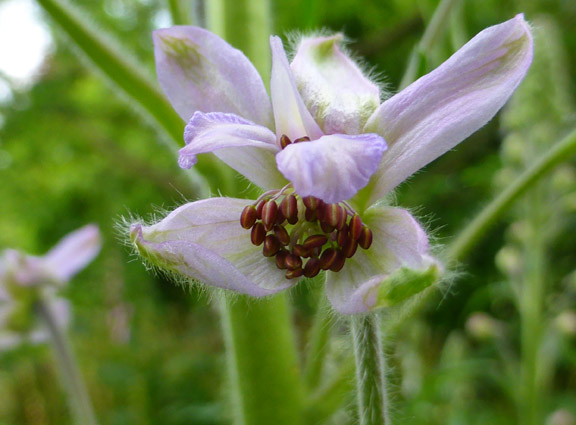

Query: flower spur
[[131, 15, 532, 313]]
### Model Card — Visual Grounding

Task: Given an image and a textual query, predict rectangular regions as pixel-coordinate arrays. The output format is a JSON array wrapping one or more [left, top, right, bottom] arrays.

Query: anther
[[342, 238, 358, 258], [323, 204, 346, 230], [336, 226, 349, 246], [303, 196, 321, 211], [358, 226, 373, 249], [261, 200, 278, 231], [275, 250, 288, 269], [263, 235, 281, 257], [255, 199, 266, 219], [280, 134, 291, 149], [240, 205, 257, 229], [293, 136, 311, 143], [304, 258, 321, 278], [320, 248, 339, 270], [280, 194, 298, 225], [329, 251, 346, 272], [293, 244, 310, 258], [275, 209, 286, 225], [251, 223, 266, 246], [286, 268, 304, 279], [273, 225, 290, 246], [285, 254, 303, 270], [302, 235, 328, 250], [305, 207, 317, 222], [320, 221, 334, 233], [349, 214, 363, 240]]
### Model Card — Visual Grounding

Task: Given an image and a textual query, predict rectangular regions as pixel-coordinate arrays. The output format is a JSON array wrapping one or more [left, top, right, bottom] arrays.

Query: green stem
[[352, 314, 389, 425], [221, 295, 304, 425], [167, 0, 189, 26], [303, 297, 333, 390], [399, 0, 461, 89], [36, 298, 98, 425], [447, 128, 576, 262], [35, 0, 210, 196]]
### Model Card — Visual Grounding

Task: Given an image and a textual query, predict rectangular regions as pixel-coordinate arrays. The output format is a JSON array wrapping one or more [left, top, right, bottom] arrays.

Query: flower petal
[[325, 207, 438, 314], [364, 14, 533, 203], [270, 36, 323, 141], [44, 225, 102, 283], [291, 35, 380, 135], [154, 26, 272, 125], [275, 134, 386, 204], [130, 198, 298, 296], [180, 112, 286, 189]]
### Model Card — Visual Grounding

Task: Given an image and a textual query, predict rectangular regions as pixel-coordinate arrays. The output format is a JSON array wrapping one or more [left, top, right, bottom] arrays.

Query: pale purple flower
[[0, 225, 101, 348], [131, 15, 532, 314]]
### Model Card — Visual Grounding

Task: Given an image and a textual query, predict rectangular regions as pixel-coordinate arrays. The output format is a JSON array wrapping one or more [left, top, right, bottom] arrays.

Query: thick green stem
[[36, 298, 98, 425], [303, 297, 333, 390], [399, 0, 461, 89], [352, 314, 389, 425], [221, 295, 304, 425]]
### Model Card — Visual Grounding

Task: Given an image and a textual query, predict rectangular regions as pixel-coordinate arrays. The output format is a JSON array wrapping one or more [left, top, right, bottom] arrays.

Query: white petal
[[365, 15, 533, 203], [180, 112, 286, 190], [291, 34, 380, 134], [154, 26, 273, 125], [270, 36, 323, 141], [131, 198, 298, 296], [276, 134, 386, 204], [44, 225, 102, 283], [326, 207, 437, 314]]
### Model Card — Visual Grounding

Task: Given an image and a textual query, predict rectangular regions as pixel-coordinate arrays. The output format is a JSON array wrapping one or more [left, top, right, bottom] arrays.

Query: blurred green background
[[0, 0, 575, 424]]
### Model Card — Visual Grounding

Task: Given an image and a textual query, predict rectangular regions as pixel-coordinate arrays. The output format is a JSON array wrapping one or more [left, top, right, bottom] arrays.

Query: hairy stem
[[304, 297, 333, 390], [36, 298, 98, 425], [447, 127, 576, 262], [352, 314, 389, 425]]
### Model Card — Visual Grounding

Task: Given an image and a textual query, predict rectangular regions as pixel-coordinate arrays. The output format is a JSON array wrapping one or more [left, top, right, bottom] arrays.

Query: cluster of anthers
[[240, 134, 373, 280]]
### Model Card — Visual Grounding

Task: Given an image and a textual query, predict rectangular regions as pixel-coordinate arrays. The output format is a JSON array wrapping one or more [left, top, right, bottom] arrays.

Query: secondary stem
[[36, 297, 98, 425], [352, 314, 389, 425]]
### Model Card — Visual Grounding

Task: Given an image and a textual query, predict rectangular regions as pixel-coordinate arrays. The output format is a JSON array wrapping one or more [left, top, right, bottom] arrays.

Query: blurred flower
[[132, 15, 532, 313], [547, 409, 576, 425], [0, 225, 101, 349], [465, 312, 503, 341]]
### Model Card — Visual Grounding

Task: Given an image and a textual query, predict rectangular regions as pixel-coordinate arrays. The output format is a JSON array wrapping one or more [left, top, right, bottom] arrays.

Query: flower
[[131, 15, 532, 314], [0, 225, 102, 349]]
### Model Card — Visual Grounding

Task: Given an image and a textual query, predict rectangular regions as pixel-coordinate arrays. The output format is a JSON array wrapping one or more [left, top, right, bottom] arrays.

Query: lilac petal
[[275, 134, 386, 204], [44, 225, 102, 283], [130, 198, 298, 296], [270, 36, 323, 141], [291, 35, 380, 135], [180, 112, 286, 190], [154, 26, 272, 126], [365, 15, 533, 203], [326, 207, 437, 314]]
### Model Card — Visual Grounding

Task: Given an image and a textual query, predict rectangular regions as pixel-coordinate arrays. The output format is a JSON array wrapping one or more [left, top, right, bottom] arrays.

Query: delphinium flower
[[0, 225, 102, 348], [131, 15, 532, 314]]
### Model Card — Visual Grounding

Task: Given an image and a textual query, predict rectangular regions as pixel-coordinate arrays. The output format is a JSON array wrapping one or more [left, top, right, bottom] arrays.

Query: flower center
[[240, 186, 373, 280]]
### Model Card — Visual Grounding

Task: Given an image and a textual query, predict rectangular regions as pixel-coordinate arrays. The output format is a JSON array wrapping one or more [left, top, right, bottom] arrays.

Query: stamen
[[240, 163, 374, 280], [280, 134, 291, 149], [240, 205, 257, 229]]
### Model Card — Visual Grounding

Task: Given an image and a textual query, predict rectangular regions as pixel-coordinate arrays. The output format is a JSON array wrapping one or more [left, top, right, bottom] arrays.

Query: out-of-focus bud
[[555, 311, 576, 337], [501, 134, 526, 165], [546, 409, 576, 425], [466, 312, 502, 341], [496, 246, 522, 275]]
